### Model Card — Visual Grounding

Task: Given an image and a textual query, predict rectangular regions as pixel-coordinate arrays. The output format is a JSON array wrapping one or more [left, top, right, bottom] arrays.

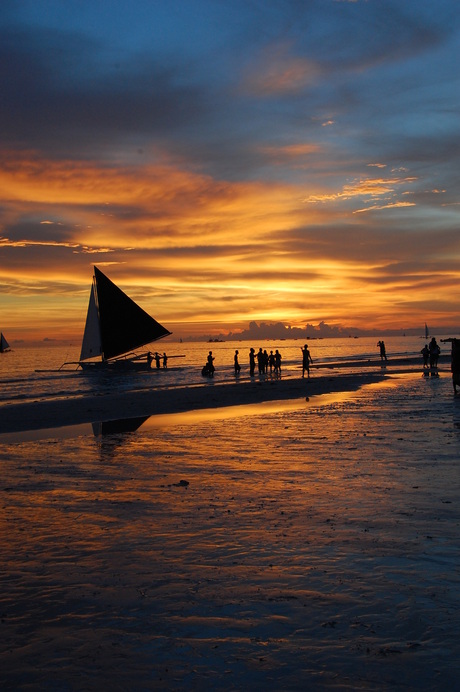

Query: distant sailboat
[[78, 266, 171, 369], [0, 332, 10, 353], [424, 323, 429, 340]]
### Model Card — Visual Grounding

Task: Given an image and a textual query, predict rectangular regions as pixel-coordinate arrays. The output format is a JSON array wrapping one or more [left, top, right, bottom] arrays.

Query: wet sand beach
[[0, 370, 388, 435], [1, 352, 448, 436], [1, 369, 460, 690]]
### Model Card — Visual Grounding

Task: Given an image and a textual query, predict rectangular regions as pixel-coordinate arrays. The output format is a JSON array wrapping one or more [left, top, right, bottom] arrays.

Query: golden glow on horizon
[[1, 149, 460, 341]]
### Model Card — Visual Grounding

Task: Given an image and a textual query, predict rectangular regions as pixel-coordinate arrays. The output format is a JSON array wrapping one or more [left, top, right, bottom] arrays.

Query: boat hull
[[79, 358, 152, 372]]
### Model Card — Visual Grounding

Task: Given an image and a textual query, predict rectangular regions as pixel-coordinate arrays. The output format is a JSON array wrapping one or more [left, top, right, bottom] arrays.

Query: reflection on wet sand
[[0, 390, 359, 444], [92, 415, 150, 437]]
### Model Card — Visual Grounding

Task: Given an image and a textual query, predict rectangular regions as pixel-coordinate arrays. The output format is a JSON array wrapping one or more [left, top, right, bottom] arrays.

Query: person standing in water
[[274, 349, 282, 375], [207, 350, 215, 377], [249, 348, 256, 377], [442, 338, 460, 393], [257, 347, 265, 374], [429, 337, 440, 373], [234, 349, 241, 374], [377, 340, 387, 361], [301, 344, 313, 377], [452, 341, 460, 392], [421, 344, 430, 369]]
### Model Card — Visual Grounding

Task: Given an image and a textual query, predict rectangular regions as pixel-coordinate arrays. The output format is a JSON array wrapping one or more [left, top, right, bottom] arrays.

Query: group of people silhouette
[[202, 351, 216, 377], [200, 336, 460, 395], [377, 340, 387, 361], [421, 337, 441, 376], [202, 344, 314, 378], [147, 351, 168, 369], [245, 347, 283, 376]]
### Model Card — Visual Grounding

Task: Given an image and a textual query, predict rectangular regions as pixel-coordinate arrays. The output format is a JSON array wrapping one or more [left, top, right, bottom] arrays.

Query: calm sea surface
[[0, 335, 445, 408]]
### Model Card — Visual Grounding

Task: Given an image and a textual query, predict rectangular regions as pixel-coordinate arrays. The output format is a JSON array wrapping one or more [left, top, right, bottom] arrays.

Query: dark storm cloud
[[0, 24, 205, 158], [1, 0, 457, 179]]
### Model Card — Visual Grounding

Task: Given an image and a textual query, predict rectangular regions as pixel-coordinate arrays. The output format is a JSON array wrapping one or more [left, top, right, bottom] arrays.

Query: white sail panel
[[79, 283, 102, 361]]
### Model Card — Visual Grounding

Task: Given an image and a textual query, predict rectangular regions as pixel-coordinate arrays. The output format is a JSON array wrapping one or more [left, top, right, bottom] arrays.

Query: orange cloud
[[0, 149, 323, 252], [304, 175, 418, 209], [353, 201, 416, 213]]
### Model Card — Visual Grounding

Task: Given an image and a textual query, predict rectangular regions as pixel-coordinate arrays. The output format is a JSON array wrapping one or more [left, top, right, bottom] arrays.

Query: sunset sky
[[1, 0, 460, 342]]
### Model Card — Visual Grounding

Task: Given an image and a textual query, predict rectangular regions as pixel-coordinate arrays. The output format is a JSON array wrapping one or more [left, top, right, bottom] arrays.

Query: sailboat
[[0, 332, 10, 353], [421, 323, 429, 340], [77, 266, 171, 370]]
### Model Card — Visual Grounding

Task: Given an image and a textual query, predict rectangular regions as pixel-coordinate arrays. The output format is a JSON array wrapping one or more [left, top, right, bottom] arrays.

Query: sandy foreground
[[1, 368, 460, 690]]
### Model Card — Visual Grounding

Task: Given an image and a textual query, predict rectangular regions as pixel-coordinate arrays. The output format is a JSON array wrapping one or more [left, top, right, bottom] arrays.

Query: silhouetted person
[[421, 344, 429, 369], [377, 340, 387, 361], [453, 341, 460, 393], [155, 352, 161, 369], [301, 344, 313, 377], [163, 352, 168, 368], [429, 337, 440, 373], [263, 349, 269, 373], [207, 350, 215, 377], [442, 338, 460, 393], [257, 347, 264, 374], [274, 349, 282, 375], [234, 349, 241, 374], [268, 350, 275, 373], [147, 351, 153, 368], [249, 348, 256, 377]]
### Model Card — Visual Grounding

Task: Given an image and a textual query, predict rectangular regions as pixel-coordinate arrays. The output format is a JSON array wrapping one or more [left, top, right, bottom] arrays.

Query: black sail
[[0, 332, 10, 353], [94, 266, 171, 361]]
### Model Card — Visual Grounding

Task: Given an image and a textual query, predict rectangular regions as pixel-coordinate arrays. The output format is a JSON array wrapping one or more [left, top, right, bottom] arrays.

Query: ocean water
[[0, 335, 449, 409]]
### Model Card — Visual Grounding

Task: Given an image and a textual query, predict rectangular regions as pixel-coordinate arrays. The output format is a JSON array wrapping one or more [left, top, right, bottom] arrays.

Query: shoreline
[[0, 371, 391, 435]]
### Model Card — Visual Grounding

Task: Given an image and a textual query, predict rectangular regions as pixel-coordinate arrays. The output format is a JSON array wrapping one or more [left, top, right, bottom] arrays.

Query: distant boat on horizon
[[0, 332, 10, 353]]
